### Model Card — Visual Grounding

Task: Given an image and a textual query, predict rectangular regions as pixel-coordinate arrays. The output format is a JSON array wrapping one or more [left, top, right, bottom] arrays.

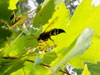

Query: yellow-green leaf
[[48, 28, 94, 75], [82, 64, 90, 75], [8, 0, 19, 10], [67, 0, 100, 68]]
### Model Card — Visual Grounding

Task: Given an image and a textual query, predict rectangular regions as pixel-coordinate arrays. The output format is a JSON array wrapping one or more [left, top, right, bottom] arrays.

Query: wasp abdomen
[[38, 29, 65, 42], [50, 29, 65, 36]]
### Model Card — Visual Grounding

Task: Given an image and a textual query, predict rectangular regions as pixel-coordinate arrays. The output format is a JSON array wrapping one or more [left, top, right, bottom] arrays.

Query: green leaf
[[3, 33, 38, 56], [9, 61, 35, 75], [0, 0, 20, 48], [86, 62, 100, 75], [23, 61, 35, 75], [0, 59, 25, 75], [0, 0, 12, 21], [43, 52, 57, 64], [74, 62, 100, 75], [33, 0, 69, 28], [0, 27, 12, 48], [33, 0, 55, 28], [29, 65, 35, 75]]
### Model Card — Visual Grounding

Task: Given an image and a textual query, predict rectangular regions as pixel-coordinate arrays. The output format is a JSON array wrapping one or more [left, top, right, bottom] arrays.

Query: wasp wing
[[43, 17, 58, 32]]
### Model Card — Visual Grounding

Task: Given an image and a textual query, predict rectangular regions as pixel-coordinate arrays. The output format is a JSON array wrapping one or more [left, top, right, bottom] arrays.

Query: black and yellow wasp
[[37, 17, 66, 46]]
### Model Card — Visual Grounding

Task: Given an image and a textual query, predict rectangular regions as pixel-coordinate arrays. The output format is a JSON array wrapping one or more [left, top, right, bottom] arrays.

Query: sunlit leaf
[[8, 0, 19, 10], [46, 28, 94, 74], [82, 64, 90, 75], [67, 0, 100, 68]]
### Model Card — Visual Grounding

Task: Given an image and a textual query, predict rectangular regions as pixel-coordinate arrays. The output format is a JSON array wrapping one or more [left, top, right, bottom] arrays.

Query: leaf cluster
[[0, 0, 100, 75]]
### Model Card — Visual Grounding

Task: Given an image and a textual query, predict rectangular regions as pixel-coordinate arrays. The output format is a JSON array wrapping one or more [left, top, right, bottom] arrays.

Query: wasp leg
[[49, 37, 56, 47], [38, 45, 56, 52], [38, 41, 53, 52], [45, 41, 51, 48]]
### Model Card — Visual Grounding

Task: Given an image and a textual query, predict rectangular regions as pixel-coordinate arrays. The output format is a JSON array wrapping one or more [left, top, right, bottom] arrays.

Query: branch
[[2, 56, 71, 75]]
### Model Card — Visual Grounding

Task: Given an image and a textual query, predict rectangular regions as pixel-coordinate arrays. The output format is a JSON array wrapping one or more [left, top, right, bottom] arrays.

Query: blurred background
[[19, 0, 81, 17]]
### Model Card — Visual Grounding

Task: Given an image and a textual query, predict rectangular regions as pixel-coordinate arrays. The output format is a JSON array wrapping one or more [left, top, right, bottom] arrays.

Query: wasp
[[37, 28, 65, 46], [31, 17, 66, 51], [37, 17, 66, 47]]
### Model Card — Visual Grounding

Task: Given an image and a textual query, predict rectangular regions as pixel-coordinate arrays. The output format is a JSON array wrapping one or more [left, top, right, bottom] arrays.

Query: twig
[[2, 56, 71, 75], [2, 57, 17, 59], [9, 17, 27, 30]]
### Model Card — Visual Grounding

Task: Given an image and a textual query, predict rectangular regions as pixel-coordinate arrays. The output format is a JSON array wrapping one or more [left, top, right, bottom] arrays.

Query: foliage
[[74, 62, 100, 75], [0, 0, 100, 75]]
